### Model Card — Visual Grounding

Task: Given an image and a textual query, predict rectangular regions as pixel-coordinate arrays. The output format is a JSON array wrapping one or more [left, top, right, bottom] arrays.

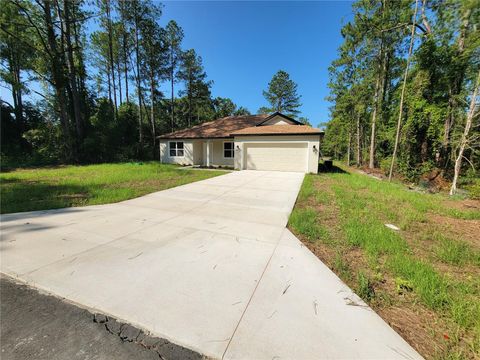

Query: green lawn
[[0, 162, 225, 214], [288, 164, 480, 360]]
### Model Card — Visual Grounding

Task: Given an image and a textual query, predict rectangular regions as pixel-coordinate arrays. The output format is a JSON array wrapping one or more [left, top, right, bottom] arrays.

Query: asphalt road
[[0, 275, 160, 360]]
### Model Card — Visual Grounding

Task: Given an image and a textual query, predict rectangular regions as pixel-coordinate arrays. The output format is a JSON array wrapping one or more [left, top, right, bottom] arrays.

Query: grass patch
[[289, 207, 330, 243], [434, 235, 480, 266], [0, 162, 225, 214], [288, 163, 480, 359], [356, 271, 375, 302]]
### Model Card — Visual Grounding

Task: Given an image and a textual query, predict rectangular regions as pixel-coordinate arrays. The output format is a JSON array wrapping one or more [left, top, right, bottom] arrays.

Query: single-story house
[[157, 112, 323, 173]]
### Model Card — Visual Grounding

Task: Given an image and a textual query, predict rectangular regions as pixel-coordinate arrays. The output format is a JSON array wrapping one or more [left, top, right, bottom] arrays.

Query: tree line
[[324, 0, 479, 194], [0, 0, 251, 165]]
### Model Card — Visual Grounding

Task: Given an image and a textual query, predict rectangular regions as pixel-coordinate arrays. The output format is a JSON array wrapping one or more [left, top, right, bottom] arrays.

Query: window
[[169, 141, 184, 157], [224, 142, 234, 158]]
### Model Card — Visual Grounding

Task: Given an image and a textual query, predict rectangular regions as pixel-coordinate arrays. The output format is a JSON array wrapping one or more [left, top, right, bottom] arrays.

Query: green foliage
[[177, 49, 212, 127], [395, 277, 414, 294], [0, 0, 251, 166], [434, 235, 479, 266], [288, 207, 330, 243], [356, 271, 375, 302], [324, 0, 480, 186], [261, 70, 302, 116]]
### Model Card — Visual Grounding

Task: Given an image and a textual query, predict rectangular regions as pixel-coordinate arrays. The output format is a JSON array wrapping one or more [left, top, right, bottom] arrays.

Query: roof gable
[[256, 112, 303, 126]]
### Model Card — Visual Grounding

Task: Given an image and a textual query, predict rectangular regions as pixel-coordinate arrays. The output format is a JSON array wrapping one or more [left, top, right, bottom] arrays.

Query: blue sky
[[159, 1, 354, 126], [0, 1, 354, 127]]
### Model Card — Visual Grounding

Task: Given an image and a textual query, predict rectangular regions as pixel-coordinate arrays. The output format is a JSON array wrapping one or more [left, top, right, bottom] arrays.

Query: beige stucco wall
[[210, 140, 235, 167], [159, 139, 234, 167], [261, 115, 296, 126], [233, 135, 321, 174], [159, 140, 194, 165]]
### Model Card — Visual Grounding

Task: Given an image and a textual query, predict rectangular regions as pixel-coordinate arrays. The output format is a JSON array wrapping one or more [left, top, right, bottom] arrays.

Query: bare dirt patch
[[430, 214, 480, 249], [376, 304, 447, 357], [443, 198, 480, 212]]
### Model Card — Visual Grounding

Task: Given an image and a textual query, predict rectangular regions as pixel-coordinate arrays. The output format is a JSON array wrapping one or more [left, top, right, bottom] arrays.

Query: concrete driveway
[[1, 170, 421, 359]]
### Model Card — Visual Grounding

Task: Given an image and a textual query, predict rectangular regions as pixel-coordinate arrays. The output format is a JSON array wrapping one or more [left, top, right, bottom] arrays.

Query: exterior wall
[[211, 140, 235, 167], [192, 140, 203, 165], [234, 135, 321, 174], [159, 140, 194, 165], [159, 139, 234, 167], [200, 139, 234, 167]]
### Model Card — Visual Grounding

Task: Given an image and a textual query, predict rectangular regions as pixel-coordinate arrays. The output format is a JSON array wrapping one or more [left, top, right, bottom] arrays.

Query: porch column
[[206, 140, 211, 167]]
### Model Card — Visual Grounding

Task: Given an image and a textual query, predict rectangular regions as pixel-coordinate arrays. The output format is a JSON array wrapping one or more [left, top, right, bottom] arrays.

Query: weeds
[[357, 271, 375, 301], [435, 235, 479, 266], [289, 165, 480, 359]]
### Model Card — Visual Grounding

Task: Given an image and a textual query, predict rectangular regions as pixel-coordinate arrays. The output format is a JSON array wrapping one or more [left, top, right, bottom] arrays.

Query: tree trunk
[[123, 29, 129, 104], [105, 0, 117, 119], [450, 70, 479, 195], [107, 63, 112, 105], [117, 57, 122, 105], [170, 61, 175, 132], [188, 75, 192, 127], [389, 0, 419, 181], [12, 64, 23, 128], [369, 56, 382, 169], [441, 8, 471, 169], [119, 0, 129, 104], [72, 7, 88, 119], [356, 111, 361, 166], [63, 0, 83, 141], [150, 69, 156, 159], [134, 17, 143, 147], [347, 128, 352, 166], [43, 0, 73, 161]]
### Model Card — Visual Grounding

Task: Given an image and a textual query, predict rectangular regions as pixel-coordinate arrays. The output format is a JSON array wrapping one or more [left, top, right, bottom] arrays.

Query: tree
[[213, 97, 236, 118], [262, 70, 302, 116], [450, 70, 479, 195], [164, 20, 184, 131], [139, 15, 164, 157], [298, 117, 311, 125], [177, 49, 211, 127], [388, 0, 419, 181], [234, 107, 251, 116], [116, 0, 132, 104], [0, 0, 33, 128], [123, 0, 146, 149]]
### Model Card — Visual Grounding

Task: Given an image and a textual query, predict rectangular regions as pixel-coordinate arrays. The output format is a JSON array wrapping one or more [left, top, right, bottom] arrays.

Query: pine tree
[[177, 49, 211, 127], [164, 20, 184, 131], [262, 70, 302, 116]]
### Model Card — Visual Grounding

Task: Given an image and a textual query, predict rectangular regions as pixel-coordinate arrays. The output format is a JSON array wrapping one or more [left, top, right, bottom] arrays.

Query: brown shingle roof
[[157, 114, 269, 139], [231, 124, 323, 136]]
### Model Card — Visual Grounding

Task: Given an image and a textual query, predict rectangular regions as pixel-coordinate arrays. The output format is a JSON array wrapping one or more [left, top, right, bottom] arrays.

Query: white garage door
[[244, 143, 308, 172]]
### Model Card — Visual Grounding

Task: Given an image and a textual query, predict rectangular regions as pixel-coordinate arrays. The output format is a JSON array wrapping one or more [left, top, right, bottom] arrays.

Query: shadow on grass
[[1, 181, 92, 215], [318, 163, 348, 174]]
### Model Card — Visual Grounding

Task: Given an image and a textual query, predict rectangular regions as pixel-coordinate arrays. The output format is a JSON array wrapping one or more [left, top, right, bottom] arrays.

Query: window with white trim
[[169, 141, 184, 157], [223, 142, 234, 158]]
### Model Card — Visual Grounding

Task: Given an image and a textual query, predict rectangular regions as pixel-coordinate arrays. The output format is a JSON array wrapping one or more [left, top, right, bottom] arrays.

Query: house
[[157, 112, 323, 173]]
